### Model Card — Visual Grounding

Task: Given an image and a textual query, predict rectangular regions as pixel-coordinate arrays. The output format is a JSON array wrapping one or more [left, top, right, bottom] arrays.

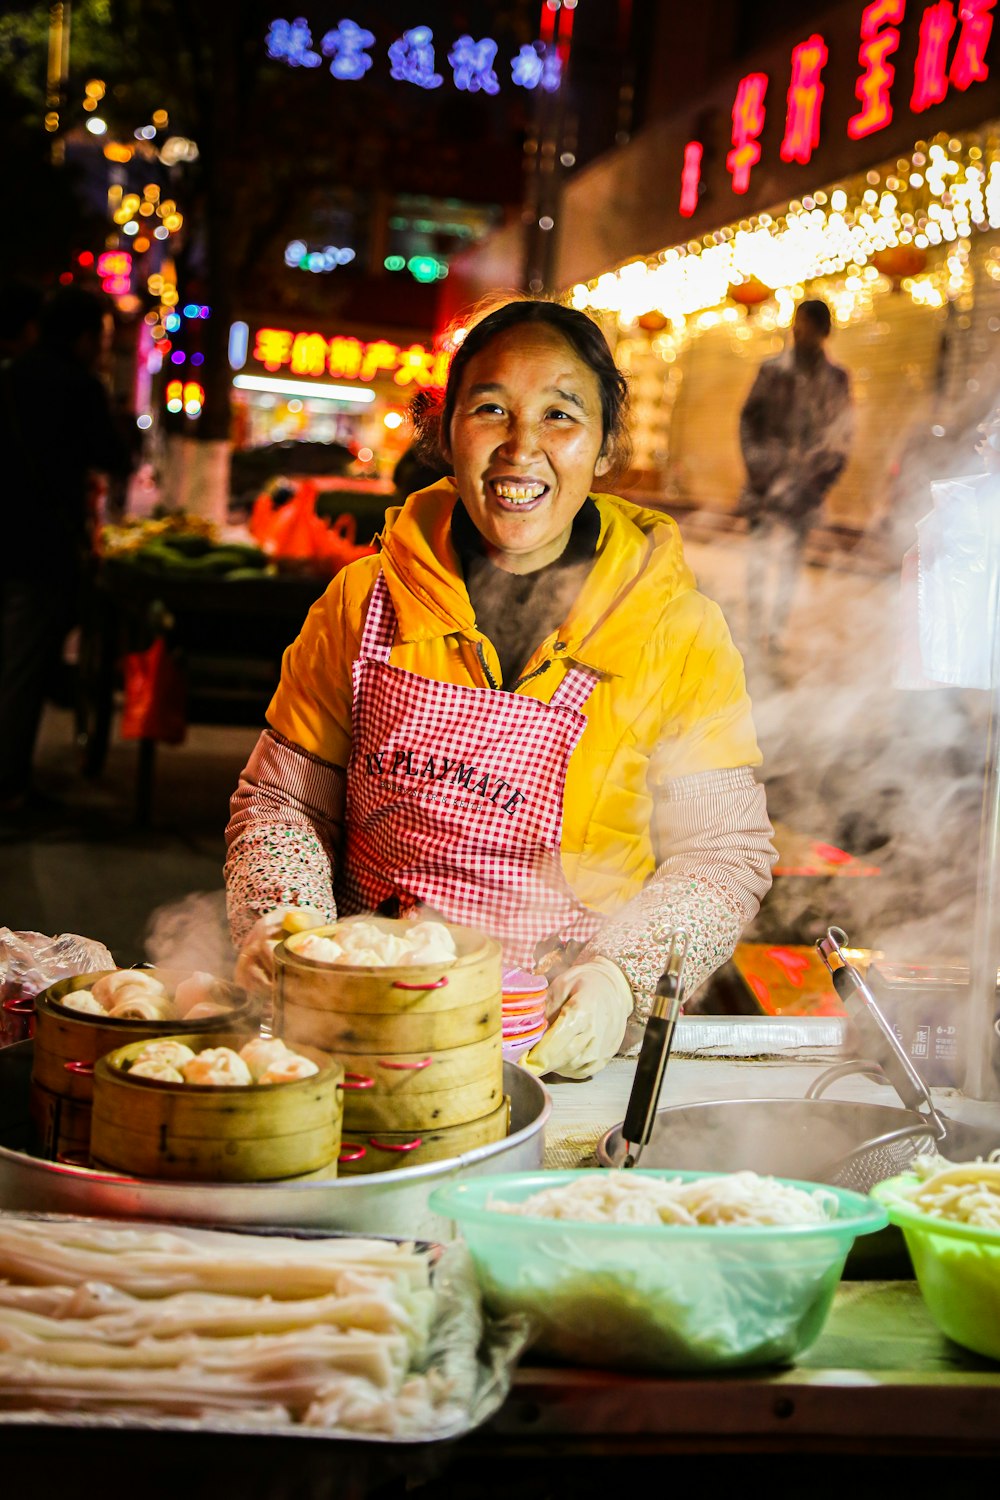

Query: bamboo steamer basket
[[90, 1032, 343, 1183], [274, 919, 502, 1055], [28, 1080, 92, 1167], [341, 1032, 504, 1133], [339, 1094, 511, 1176], [30, 970, 254, 1163]]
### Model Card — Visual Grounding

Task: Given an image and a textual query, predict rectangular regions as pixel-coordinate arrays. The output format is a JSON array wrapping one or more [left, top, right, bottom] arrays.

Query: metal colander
[[821, 1122, 942, 1193]]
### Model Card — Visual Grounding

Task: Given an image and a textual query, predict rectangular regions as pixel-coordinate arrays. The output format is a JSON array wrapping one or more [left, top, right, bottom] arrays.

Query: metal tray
[[0, 1044, 549, 1240]]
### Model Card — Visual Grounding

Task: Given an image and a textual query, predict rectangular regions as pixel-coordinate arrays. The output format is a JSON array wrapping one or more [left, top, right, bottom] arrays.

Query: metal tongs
[[816, 925, 948, 1143], [621, 932, 688, 1168]]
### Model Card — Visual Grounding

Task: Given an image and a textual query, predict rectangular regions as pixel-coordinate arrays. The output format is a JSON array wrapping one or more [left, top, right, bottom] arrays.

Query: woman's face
[[446, 324, 611, 573]]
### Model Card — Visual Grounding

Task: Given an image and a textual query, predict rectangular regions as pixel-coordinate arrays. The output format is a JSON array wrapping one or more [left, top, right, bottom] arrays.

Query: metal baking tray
[[0, 1044, 548, 1241]]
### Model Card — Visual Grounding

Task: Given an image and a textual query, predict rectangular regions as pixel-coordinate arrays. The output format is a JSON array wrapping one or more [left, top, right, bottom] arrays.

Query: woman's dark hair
[[421, 299, 631, 479]]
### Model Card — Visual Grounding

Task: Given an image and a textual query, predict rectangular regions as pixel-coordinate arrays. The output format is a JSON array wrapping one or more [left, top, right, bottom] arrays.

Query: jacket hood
[[378, 482, 694, 676]]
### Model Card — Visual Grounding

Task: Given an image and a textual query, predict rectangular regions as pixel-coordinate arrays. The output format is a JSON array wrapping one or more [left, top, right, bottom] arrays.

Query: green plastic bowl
[[430, 1169, 887, 1372], [872, 1174, 1000, 1361]]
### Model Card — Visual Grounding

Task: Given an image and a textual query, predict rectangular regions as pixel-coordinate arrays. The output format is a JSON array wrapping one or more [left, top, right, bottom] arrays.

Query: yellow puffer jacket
[[267, 483, 761, 915]]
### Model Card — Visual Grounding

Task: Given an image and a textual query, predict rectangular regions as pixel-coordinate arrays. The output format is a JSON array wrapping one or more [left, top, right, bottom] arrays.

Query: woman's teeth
[[492, 482, 546, 504]]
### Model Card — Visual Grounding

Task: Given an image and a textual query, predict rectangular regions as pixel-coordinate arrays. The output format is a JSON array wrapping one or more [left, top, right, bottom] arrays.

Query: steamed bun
[[292, 918, 457, 968], [92, 970, 166, 1006], [181, 1048, 253, 1086], [132, 1040, 197, 1070], [128, 1059, 184, 1083], [239, 1036, 289, 1081], [109, 995, 177, 1022], [258, 1052, 320, 1085], [173, 972, 230, 1019], [58, 991, 106, 1015]]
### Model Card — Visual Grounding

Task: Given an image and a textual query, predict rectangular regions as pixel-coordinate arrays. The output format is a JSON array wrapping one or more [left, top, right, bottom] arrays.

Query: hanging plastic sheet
[[897, 472, 1000, 691]]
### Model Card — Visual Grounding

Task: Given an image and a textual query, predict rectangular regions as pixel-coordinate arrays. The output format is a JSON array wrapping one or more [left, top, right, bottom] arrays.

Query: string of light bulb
[[568, 130, 1000, 338]]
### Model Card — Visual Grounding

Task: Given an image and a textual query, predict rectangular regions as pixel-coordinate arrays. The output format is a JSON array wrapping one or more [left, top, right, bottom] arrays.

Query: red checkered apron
[[338, 573, 603, 967]]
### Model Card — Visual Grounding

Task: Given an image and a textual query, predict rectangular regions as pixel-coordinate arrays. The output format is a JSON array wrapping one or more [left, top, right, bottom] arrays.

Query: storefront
[[224, 317, 452, 477], [551, 0, 1000, 537]]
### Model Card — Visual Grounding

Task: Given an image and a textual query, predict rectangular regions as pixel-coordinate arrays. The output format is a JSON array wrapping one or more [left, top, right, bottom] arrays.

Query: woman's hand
[[524, 958, 633, 1080], [234, 907, 326, 998]]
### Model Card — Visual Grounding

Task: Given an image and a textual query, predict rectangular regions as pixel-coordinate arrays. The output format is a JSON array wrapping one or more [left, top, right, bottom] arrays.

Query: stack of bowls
[[501, 970, 548, 1064]]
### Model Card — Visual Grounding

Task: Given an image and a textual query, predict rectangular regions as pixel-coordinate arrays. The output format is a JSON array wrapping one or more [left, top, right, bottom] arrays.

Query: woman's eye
[[547, 409, 574, 422], [473, 402, 504, 416]]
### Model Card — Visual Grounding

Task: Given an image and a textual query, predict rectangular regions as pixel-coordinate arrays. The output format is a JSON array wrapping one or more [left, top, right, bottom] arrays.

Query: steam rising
[[688, 450, 992, 966], [144, 891, 235, 979]]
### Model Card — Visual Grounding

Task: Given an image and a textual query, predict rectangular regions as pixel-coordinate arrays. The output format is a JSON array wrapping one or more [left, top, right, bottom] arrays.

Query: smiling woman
[[225, 300, 776, 1082]]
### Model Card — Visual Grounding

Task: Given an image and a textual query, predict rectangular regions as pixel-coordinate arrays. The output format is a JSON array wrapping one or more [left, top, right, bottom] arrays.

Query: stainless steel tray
[[0, 1047, 548, 1240]]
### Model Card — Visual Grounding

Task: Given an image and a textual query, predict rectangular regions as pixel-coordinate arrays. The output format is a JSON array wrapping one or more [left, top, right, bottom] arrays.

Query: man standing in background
[[739, 298, 853, 667], [0, 287, 130, 821]]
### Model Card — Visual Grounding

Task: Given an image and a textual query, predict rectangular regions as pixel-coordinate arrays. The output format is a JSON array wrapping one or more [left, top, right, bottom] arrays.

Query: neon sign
[[267, 17, 562, 92], [912, 1, 958, 108], [727, 73, 768, 194], [677, 0, 995, 218], [951, 0, 996, 88], [679, 140, 703, 218], [780, 34, 829, 164], [250, 327, 451, 388], [848, 0, 906, 139]]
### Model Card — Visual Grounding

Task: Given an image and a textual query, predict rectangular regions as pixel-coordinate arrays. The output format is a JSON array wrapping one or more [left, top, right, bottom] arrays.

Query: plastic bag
[[896, 472, 1000, 691], [0, 928, 116, 1043], [120, 637, 187, 743], [249, 480, 375, 574]]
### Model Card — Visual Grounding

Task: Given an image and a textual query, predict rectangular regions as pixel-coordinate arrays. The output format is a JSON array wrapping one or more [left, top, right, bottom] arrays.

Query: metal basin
[[597, 1098, 999, 1177], [0, 1043, 549, 1241]]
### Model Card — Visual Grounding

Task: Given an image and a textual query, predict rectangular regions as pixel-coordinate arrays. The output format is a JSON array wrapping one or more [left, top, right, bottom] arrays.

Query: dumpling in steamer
[[239, 1036, 289, 1081], [109, 995, 177, 1022], [182, 1048, 253, 1087], [173, 971, 230, 1019], [92, 969, 166, 1007], [184, 1001, 231, 1020], [258, 1052, 320, 1085], [58, 991, 106, 1015], [132, 1040, 197, 1070], [128, 1059, 185, 1083]]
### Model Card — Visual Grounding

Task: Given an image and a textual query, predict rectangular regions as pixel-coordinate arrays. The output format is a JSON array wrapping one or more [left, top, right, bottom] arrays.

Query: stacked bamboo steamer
[[90, 1033, 342, 1182], [30, 970, 253, 1165], [274, 918, 505, 1174]]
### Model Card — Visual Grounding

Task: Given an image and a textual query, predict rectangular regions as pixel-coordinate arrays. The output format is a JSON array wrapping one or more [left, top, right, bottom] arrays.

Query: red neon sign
[[950, 0, 996, 88], [679, 139, 703, 217], [912, 0, 958, 108], [727, 72, 768, 194], [251, 327, 450, 387], [780, 33, 829, 164], [848, 0, 906, 139]]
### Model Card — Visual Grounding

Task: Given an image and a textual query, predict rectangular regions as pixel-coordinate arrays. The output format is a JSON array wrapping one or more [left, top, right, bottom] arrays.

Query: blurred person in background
[[226, 300, 775, 1081], [0, 287, 130, 819], [0, 282, 41, 365], [739, 298, 853, 665]]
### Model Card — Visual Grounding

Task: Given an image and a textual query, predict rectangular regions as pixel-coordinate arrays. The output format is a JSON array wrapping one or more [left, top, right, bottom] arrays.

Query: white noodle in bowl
[[873, 1156, 1000, 1362], [430, 1168, 888, 1372]]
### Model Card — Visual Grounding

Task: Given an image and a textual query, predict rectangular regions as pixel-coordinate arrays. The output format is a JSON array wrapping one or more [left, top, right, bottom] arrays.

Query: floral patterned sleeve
[[224, 729, 346, 946], [583, 765, 775, 1050]]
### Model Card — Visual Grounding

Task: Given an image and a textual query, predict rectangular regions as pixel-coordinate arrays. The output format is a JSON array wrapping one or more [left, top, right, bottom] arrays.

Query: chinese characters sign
[[251, 327, 451, 388], [680, 0, 994, 216], [267, 17, 562, 92]]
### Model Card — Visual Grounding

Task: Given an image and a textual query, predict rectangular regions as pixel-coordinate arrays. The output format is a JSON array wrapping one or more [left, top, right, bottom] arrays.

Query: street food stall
[[1, 908, 999, 1494]]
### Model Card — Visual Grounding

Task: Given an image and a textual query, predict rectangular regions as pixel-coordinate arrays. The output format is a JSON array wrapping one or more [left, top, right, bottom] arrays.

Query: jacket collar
[[378, 483, 694, 677]]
